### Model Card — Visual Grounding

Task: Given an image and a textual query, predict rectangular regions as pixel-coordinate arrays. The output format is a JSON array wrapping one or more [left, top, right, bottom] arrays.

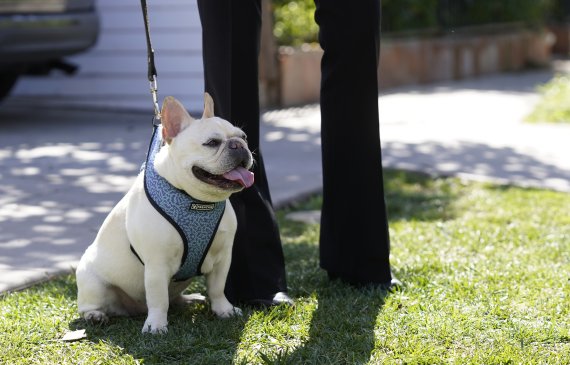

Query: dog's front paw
[[84, 310, 109, 325], [142, 318, 168, 334]]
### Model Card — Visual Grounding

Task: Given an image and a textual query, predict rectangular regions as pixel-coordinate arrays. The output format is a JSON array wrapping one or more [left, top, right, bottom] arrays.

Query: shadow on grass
[[278, 169, 462, 226], [275, 285, 390, 364], [268, 241, 391, 364], [384, 169, 461, 222]]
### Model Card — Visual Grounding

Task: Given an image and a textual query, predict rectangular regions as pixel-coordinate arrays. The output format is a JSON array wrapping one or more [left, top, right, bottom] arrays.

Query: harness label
[[190, 202, 216, 211]]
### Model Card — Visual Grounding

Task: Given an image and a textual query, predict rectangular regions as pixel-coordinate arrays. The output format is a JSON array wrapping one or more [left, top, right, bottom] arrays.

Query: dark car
[[0, 0, 99, 101]]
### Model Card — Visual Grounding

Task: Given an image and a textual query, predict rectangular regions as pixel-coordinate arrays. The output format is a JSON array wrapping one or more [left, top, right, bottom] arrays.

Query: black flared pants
[[315, 0, 392, 285], [197, 0, 288, 303]]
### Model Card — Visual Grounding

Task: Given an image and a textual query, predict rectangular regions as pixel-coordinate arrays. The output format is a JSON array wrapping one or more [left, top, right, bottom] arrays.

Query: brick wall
[[275, 28, 554, 107]]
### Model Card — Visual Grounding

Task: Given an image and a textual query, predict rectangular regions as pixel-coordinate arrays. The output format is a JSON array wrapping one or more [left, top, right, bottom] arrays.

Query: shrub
[[273, 0, 318, 46], [381, 0, 439, 33], [548, 0, 570, 22], [436, 0, 553, 30]]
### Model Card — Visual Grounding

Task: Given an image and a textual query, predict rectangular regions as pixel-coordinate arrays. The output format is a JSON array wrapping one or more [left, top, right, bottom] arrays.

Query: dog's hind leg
[[76, 267, 122, 324]]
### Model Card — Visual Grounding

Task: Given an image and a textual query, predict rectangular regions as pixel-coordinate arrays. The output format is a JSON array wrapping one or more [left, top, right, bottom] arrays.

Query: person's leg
[[197, 0, 231, 118], [197, 0, 290, 304], [314, 0, 393, 286]]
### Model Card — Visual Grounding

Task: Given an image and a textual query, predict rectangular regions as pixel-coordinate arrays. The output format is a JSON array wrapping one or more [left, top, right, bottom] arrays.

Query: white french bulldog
[[76, 93, 254, 334]]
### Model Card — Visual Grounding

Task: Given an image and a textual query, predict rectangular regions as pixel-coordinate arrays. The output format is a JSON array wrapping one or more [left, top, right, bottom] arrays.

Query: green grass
[[2, 170, 570, 364], [526, 74, 570, 124]]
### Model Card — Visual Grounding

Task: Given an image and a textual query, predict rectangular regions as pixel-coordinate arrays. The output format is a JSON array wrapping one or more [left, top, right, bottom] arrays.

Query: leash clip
[[150, 75, 161, 125]]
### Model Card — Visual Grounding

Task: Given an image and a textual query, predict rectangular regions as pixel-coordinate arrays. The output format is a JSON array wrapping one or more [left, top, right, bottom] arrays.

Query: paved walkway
[[1, 68, 569, 292]]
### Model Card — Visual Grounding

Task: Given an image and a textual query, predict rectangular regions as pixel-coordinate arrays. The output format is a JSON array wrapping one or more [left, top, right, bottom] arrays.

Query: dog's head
[[158, 93, 254, 202]]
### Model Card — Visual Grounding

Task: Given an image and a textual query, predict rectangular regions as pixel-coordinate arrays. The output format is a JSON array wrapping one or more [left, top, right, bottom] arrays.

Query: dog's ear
[[161, 96, 194, 144], [202, 92, 215, 119]]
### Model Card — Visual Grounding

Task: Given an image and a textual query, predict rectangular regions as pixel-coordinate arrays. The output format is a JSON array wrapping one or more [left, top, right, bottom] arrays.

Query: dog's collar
[[131, 125, 226, 281]]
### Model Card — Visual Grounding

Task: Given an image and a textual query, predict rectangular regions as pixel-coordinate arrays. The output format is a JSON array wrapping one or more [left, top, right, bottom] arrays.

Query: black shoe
[[241, 292, 294, 308], [377, 277, 403, 292]]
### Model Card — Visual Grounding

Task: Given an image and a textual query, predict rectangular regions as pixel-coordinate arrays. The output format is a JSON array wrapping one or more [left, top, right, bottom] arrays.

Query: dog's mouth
[[192, 166, 254, 190]]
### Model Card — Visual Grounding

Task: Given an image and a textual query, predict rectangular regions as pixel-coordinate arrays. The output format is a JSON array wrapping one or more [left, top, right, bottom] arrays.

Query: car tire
[[0, 73, 19, 102]]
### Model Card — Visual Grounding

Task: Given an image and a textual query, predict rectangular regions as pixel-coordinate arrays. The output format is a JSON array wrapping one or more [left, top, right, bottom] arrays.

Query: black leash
[[140, 0, 161, 124]]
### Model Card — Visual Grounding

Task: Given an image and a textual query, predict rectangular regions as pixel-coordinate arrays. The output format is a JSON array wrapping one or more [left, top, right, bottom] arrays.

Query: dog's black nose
[[227, 138, 250, 167], [228, 139, 244, 150]]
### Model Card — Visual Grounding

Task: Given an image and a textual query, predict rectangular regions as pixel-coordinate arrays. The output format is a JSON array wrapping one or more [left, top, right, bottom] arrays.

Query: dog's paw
[[142, 319, 168, 334], [83, 310, 109, 325]]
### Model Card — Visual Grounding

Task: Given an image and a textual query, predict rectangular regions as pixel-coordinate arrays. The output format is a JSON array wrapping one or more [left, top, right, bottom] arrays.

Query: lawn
[[1, 170, 570, 365], [526, 74, 570, 124]]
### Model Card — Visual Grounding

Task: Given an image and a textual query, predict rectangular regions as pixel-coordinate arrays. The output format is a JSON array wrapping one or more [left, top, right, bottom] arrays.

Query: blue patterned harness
[[130, 125, 226, 282]]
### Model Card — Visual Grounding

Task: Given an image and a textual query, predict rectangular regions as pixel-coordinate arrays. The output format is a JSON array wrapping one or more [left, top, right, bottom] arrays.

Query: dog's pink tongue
[[223, 167, 254, 188]]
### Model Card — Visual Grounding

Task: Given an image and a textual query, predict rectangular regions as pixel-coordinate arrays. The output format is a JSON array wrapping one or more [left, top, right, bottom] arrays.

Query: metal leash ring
[[150, 75, 161, 125]]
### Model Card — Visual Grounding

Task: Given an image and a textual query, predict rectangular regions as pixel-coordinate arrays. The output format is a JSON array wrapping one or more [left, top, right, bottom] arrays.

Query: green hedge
[[273, 0, 318, 46], [434, 0, 553, 31], [549, 0, 570, 22], [381, 0, 439, 33], [273, 0, 554, 46]]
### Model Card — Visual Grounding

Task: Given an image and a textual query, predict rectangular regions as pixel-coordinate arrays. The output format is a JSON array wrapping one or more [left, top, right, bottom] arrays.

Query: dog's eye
[[204, 139, 222, 147]]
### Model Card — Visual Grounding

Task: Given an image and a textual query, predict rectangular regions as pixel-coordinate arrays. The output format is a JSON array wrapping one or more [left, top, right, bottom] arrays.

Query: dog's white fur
[[76, 94, 252, 334]]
